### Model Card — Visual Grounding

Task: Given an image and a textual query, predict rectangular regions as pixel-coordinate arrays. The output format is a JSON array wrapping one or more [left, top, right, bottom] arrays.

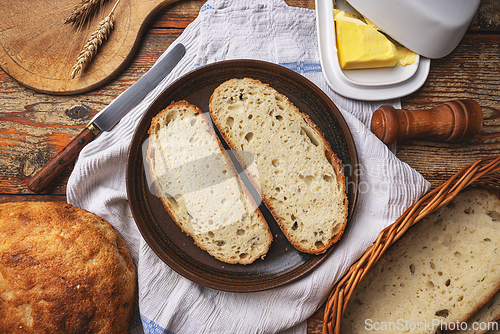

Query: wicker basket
[[322, 156, 500, 334]]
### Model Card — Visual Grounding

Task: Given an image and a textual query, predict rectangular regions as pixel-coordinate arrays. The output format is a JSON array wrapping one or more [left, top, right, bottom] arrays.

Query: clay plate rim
[[126, 59, 359, 292]]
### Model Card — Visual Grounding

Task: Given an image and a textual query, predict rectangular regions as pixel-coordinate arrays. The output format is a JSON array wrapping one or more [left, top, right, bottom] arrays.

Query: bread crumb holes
[[244, 132, 253, 142], [435, 309, 449, 318]]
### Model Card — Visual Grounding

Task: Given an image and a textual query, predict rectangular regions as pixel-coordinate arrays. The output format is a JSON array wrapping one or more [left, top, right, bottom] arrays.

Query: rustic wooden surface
[[0, 0, 180, 95], [0, 0, 499, 333]]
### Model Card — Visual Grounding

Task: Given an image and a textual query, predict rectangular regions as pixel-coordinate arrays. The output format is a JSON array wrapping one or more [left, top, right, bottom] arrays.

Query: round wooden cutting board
[[0, 0, 180, 95]]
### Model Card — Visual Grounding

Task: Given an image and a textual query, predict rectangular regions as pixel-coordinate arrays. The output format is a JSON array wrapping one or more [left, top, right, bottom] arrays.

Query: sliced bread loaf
[[341, 188, 500, 334], [209, 78, 348, 254], [146, 100, 272, 264]]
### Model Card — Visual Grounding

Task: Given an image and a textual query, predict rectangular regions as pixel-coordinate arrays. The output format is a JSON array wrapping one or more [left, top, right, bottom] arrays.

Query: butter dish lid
[[346, 0, 480, 59], [315, 0, 432, 100]]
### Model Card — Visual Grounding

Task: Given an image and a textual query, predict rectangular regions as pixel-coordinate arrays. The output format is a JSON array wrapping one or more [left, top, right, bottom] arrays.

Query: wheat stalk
[[64, 0, 110, 27], [70, 0, 121, 79]]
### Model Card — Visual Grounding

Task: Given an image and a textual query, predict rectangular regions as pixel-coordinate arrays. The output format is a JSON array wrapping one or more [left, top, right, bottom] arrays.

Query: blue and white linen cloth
[[67, 1, 430, 333]]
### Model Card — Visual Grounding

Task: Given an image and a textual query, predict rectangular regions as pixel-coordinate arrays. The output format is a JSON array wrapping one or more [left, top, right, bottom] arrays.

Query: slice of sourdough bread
[[341, 188, 500, 334], [146, 100, 272, 264], [450, 290, 500, 334], [209, 78, 348, 254]]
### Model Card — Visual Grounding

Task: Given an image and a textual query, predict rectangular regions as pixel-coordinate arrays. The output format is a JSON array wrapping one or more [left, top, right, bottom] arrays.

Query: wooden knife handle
[[370, 99, 483, 145], [27, 127, 97, 193]]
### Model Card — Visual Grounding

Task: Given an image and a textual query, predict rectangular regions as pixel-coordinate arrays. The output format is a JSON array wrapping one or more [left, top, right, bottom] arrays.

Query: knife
[[27, 43, 186, 193]]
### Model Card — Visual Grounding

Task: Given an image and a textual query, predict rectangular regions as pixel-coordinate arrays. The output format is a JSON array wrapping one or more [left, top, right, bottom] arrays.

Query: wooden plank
[[398, 33, 500, 188], [3, 31, 498, 194], [0, 28, 179, 195], [470, 0, 500, 31], [307, 305, 326, 334], [150, 0, 204, 29], [0, 194, 65, 204]]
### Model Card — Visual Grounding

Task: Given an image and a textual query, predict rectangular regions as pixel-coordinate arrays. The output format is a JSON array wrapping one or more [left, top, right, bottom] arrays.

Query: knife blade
[[27, 43, 186, 193]]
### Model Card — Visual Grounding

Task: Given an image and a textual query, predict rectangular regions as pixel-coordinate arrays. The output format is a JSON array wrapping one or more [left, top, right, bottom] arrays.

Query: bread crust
[[209, 78, 348, 254], [442, 190, 500, 334], [146, 101, 272, 264], [301, 111, 348, 250], [0, 201, 136, 334]]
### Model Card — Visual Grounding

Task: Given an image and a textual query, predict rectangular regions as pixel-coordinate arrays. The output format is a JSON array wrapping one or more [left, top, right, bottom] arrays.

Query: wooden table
[[0, 0, 498, 333]]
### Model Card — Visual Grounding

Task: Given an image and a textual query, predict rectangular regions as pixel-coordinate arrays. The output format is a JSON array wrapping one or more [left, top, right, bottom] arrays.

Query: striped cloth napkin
[[67, 0, 430, 333]]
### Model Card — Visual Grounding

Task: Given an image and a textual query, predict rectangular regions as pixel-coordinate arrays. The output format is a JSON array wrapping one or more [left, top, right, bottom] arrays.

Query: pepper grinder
[[370, 99, 483, 145]]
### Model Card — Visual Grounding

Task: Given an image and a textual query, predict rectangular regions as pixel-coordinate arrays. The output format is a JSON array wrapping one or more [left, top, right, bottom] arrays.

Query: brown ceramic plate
[[126, 60, 358, 292]]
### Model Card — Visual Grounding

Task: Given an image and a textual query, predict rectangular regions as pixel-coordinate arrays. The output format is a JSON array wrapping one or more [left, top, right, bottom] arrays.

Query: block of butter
[[334, 10, 417, 70]]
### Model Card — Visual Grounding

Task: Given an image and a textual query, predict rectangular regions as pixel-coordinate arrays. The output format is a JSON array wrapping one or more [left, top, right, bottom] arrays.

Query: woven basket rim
[[322, 156, 500, 334]]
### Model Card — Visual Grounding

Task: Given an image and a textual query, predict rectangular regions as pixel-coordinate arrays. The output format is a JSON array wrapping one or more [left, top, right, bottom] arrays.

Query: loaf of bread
[[341, 188, 500, 334], [147, 100, 272, 264], [209, 78, 348, 254], [0, 201, 136, 333]]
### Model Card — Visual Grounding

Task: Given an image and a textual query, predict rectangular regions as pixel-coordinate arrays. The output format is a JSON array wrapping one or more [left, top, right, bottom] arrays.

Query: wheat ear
[[64, 0, 110, 27], [70, 0, 120, 79]]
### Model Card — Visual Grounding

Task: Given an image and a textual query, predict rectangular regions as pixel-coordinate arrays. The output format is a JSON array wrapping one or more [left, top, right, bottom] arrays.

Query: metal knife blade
[[27, 43, 186, 193], [92, 43, 185, 132]]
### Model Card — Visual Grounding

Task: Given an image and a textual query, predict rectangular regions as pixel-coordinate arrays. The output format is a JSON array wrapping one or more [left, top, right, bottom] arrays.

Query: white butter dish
[[315, 0, 431, 101]]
